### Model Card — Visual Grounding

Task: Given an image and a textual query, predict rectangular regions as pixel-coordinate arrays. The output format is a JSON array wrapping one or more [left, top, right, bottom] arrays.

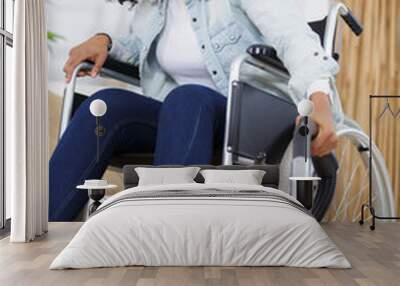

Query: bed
[[50, 165, 350, 269]]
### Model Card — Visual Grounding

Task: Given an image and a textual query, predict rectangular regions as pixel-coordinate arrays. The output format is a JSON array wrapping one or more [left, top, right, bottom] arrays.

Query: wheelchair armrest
[[102, 57, 140, 79], [83, 56, 140, 85], [247, 44, 289, 74]]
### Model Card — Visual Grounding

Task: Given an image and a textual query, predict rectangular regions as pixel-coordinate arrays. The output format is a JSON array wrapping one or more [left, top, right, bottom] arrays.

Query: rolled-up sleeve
[[240, 0, 339, 104], [108, 35, 142, 66]]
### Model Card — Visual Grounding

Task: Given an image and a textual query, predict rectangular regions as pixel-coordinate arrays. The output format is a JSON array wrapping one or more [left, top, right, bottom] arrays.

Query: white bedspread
[[50, 183, 350, 269]]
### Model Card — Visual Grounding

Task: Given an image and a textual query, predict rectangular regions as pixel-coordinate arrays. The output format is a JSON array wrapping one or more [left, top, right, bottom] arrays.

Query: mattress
[[50, 183, 350, 269]]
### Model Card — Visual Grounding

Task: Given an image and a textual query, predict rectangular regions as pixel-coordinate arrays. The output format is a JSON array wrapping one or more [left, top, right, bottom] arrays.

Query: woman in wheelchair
[[50, 0, 340, 221]]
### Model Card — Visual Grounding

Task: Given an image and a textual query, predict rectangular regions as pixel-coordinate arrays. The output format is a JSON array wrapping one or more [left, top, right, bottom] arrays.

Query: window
[[0, 0, 14, 232]]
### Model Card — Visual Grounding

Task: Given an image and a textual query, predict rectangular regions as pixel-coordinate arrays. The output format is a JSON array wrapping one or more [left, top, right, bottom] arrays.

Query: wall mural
[[326, 0, 400, 222]]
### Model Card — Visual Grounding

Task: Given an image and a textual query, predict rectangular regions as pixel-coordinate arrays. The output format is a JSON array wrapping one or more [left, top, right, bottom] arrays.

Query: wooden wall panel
[[326, 0, 400, 221]]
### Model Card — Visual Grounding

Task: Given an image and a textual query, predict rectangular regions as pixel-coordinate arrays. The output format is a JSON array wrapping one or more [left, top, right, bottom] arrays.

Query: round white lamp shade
[[90, 99, 107, 117], [297, 99, 314, 117]]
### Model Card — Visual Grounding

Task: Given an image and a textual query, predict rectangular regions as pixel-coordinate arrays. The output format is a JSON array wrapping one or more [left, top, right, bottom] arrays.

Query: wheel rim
[[323, 128, 396, 222]]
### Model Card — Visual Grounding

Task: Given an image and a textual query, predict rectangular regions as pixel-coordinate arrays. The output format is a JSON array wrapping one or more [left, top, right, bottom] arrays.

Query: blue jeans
[[49, 84, 227, 221]]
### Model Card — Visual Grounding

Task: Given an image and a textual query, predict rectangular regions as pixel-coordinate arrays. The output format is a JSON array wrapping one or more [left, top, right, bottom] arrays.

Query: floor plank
[[0, 222, 399, 286]]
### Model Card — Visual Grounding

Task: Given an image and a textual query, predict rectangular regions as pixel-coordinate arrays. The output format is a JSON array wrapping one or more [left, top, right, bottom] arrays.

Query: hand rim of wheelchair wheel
[[319, 126, 396, 222]]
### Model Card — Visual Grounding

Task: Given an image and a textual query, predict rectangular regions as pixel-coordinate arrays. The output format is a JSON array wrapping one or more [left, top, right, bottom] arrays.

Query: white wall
[[47, 0, 134, 83]]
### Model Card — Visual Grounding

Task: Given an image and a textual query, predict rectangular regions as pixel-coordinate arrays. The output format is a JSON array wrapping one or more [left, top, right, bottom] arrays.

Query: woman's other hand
[[308, 92, 338, 157], [63, 34, 110, 83]]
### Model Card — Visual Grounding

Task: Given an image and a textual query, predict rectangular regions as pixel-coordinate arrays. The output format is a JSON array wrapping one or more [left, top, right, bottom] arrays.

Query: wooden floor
[[0, 223, 399, 286]]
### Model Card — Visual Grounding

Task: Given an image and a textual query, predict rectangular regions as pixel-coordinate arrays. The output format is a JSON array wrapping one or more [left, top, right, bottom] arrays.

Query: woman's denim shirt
[[110, 0, 344, 124]]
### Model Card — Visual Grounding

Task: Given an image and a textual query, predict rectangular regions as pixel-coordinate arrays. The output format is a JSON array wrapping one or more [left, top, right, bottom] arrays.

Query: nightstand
[[77, 180, 117, 215]]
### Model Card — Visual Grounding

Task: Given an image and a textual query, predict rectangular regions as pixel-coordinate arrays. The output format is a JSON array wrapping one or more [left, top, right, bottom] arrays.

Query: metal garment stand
[[359, 95, 400, 230]]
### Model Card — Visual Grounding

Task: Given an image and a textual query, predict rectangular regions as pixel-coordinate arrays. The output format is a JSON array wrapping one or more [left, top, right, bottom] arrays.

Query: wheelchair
[[59, 1, 395, 222]]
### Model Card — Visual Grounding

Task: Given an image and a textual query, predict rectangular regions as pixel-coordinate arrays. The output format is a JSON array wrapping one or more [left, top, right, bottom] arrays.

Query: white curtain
[[6, 0, 48, 242]]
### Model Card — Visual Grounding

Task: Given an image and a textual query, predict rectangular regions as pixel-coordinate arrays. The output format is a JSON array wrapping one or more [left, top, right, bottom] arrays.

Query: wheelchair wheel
[[322, 125, 396, 222], [310, 156, 337, 221], [278, 144, 338, 222]]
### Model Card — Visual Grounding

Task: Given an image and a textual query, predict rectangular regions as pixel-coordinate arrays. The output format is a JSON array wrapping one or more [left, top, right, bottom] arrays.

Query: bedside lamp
[[90, 99, 107, 163], [76, 99, 116, 215], [290, 99, 321, 211]]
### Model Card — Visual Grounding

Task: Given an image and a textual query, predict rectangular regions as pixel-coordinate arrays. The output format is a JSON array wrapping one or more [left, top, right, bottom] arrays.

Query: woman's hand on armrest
[[63, 34, 111, 83]]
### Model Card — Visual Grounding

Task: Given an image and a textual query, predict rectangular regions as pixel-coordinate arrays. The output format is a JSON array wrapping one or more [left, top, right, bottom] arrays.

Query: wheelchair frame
[[59, 1, 395, 220], [223, 2, 360, 164], [222, 2, 395, 220]]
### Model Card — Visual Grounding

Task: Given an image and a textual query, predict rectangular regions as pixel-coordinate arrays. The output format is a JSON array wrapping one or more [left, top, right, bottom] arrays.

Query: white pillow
[[135, 167, 200, 186], [200, 169, 266, 185]]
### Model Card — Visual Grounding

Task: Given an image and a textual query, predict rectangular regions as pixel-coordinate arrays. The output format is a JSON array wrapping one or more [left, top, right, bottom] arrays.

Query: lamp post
[[89, 99, 107, 163], [76, 99, 116, 216], [290, 99, 321, 211]]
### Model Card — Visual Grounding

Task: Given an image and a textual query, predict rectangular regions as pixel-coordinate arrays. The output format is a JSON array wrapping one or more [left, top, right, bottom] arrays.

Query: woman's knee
[[74, 88, 120, 117], [81, 88, 129, 110], [73, 88, 146, 125], [62, 88, 130, 141], [163, 84, 224, 112]]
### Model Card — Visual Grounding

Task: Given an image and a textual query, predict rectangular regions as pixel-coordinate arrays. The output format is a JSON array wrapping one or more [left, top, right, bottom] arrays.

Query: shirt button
[[323, 56, 329, 60], [201, 44, 205, 50], [212, 70, 218, 75], [192, 18, 197, 22], [314, 52, 319, 56]]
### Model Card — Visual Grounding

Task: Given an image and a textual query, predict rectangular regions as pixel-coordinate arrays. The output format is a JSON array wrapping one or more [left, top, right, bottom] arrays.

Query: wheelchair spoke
[[325, 133, 372, 222], [337, 180, 369, 222], [334, 156, 362, 221], [337, 139, 351, 167]]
